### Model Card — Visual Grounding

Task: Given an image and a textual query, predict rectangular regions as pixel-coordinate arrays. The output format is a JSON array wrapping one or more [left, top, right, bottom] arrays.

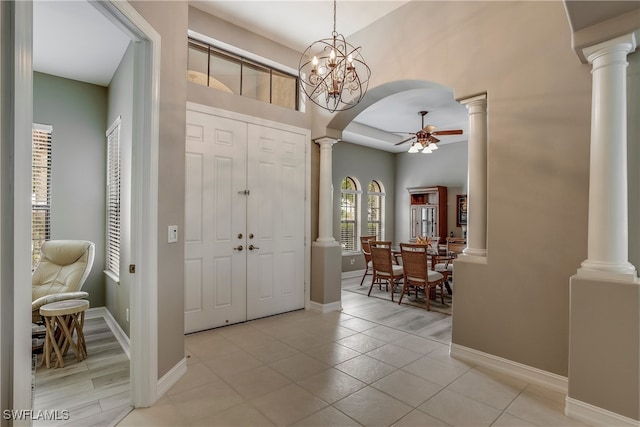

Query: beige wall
[[128, 0, 638, 401], [395, 141, 468, 244], [569, 276, 640, 419], [332, 141, 396, 273], [130, 0, 188, 378], [328, 1, 592, 377]]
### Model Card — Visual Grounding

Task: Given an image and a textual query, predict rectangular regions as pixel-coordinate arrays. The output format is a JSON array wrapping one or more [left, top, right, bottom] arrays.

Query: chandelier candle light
[[299, 0, 371, 113]]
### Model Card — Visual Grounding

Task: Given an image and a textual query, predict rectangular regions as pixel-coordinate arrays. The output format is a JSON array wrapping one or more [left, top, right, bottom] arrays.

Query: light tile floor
[[118, 278, 589, 427]]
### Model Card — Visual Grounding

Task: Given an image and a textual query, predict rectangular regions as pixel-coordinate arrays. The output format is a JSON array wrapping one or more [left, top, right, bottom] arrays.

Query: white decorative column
[[578, 33, 637, 281], [310, 136, 342, 312], [315, 137, 340, 245], [460, 94, 488, 258], [567, 33, 639, 426]]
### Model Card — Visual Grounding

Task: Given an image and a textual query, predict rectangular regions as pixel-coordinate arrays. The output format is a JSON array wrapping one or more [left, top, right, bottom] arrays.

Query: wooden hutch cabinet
[[408, 186, 448, 244]]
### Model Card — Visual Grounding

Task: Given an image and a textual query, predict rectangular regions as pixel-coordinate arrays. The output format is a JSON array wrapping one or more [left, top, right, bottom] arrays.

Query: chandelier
[[298, 0, 371, 113]]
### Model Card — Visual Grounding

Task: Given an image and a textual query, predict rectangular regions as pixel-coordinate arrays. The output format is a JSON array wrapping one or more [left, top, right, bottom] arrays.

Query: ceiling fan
[[394, 111, 463, 151]]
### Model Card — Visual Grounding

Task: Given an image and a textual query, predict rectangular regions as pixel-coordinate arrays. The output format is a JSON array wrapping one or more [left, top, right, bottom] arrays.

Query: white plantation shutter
[[340, 177, 360, 251], [32, 124, 52, 270], [367, 180, 385, 241], [106, 117, 121, 278]]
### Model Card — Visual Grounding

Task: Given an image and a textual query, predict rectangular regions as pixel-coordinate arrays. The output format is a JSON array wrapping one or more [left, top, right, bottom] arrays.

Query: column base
[[310, 242, 342, 307], [568, 275, 640, 422], [313, 238, 340, 248], [578, 260, 637, 282], [462, 247, 487, 258]]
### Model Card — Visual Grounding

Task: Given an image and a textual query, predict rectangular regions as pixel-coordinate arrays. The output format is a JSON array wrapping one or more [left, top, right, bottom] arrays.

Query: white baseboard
[[565, 397, 640, 427], [342, 270, 364, 280], [86, 307, 131, 359], [157, 357, 187, 398], [450, 343, 568, 394], [308, 300, 343, 313]]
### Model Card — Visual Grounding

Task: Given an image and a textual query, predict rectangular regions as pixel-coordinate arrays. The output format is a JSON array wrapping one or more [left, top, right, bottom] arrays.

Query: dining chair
[[399, 243, 445, 310], [446, 237, 466, 257], [432, 254, 454, 295], [359, 235, 376, 286], [369, 241, 404, 302]]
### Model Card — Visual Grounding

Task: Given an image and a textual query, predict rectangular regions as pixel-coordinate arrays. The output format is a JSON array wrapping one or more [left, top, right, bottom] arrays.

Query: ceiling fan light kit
[[396, 111, 464, 154], [298, 0, 371, 113]]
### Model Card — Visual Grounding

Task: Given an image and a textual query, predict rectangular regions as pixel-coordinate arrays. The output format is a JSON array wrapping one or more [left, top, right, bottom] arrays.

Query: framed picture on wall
[[457, 194, 467, 227]]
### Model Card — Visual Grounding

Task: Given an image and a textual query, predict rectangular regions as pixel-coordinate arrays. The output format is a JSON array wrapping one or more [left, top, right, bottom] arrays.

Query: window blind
[[106, 118, 121, 278], [32, 124, 52, 270], [340, 177, 359, 251], [367, 180, 385, 242]]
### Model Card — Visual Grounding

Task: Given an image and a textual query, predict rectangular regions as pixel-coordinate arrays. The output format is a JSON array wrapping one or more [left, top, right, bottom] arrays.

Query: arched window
[[340, 177, 360, 251], [367, 180, 385, 241]]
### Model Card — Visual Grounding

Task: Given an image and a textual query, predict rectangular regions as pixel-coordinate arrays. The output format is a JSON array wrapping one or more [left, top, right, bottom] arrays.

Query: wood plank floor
[[32, 316, 131, 427]]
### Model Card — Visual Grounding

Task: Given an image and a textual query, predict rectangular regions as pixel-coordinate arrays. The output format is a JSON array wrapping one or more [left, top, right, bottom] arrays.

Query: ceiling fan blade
[[394, 136, 416, 146], [428, 135, 440, 143], [423, 125, 436, 133], [432, 129, 463, 136]]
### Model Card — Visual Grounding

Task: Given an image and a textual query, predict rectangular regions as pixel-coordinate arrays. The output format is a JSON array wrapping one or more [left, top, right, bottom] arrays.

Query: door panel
[[185, 109, 306, 332], [246, 124, 305, 319], [185, 111, 247, 333]]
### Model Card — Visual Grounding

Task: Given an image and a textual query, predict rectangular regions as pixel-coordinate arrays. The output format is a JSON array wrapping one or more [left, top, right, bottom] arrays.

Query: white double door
[[184, 108, 306, 333]]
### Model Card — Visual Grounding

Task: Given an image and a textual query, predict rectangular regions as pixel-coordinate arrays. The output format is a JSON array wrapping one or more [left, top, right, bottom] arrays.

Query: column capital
[[583, 33, 637, 64], [314, 137, 340, 147], [459, 93, 487, 108]]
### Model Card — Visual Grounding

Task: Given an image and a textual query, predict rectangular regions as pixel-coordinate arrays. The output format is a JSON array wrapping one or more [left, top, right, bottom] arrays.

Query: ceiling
[[189, 0, 468, 153], [33, 1, 477, 153], [33, 1, 130, 87]]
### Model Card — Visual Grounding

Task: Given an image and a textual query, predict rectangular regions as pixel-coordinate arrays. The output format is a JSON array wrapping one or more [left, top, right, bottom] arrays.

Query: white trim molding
[[341, 270, 363, 280], [85, 307, 130, 359], [92, 0, 161, 409], [450, 343, 568, 394], [308, 300, 343, 313], [565, 397, 640, 427], [157, 357, 187, 399]]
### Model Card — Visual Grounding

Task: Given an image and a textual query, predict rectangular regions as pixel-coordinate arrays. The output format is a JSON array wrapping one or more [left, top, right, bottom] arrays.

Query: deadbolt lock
[[249, 233, 254, 239], [237, 233, 243, 239]]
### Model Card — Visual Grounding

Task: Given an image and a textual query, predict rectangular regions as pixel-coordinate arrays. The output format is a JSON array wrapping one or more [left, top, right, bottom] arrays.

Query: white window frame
[[105, 116, 121, 282], [340, 176, 362, 253], [32, 123, 53, 270], [367, 180, 385, 242]]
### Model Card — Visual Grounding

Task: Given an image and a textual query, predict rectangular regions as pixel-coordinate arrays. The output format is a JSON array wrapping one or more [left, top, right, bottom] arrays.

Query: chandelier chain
[[333, 0, 337, 35]]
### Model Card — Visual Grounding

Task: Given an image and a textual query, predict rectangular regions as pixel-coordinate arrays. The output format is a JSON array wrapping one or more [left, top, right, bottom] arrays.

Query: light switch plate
[[168, 225, 178, 243]]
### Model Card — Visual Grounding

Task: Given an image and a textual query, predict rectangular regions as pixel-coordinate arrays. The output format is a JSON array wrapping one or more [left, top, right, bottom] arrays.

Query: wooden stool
[[39, 299, 89, 369]]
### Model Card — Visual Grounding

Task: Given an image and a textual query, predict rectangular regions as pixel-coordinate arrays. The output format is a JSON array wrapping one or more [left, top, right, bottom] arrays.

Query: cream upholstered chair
[[32, 240, 95, 323]]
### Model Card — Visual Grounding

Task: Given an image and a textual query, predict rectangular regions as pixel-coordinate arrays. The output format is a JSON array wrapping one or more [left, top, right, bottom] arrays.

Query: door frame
[[4, 0, 161, 413], [186, 102, 312, 312]]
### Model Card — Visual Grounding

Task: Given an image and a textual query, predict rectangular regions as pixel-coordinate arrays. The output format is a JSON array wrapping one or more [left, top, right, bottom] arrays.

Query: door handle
[[248, 245, 259, 251], [233, 245, 244, 252]]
